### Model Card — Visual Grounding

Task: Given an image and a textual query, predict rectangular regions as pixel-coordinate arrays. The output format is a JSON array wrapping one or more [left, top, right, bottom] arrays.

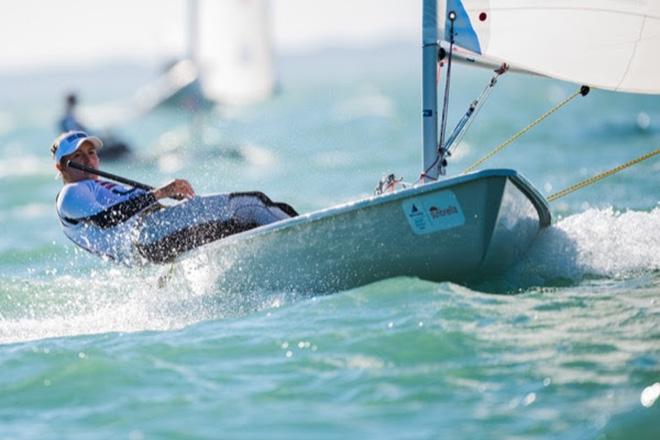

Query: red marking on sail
[[437, 59, 443, 86]]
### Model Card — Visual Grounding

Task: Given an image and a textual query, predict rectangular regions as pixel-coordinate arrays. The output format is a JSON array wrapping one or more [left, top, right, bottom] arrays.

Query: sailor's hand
[[153, 179, 196, 200]]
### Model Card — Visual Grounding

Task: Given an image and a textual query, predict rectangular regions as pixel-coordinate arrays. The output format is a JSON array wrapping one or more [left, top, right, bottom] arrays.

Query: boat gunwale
[[200, 168, 551, 248]]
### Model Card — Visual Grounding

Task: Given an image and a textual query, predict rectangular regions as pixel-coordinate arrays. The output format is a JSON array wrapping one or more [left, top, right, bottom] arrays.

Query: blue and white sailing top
[[55, 179, 158, 262], [56, 179, 298, 264]]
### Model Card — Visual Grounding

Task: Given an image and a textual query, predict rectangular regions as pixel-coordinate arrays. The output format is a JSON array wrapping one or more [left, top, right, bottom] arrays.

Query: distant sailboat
[[136, 0, 276, 110], [195, 0, 276, 105]]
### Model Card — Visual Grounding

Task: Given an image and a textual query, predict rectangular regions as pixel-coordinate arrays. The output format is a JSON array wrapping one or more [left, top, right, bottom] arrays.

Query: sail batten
[[439, 0, 660, 94], [616, 14, 646, 92], [473, 7, 660, 20]]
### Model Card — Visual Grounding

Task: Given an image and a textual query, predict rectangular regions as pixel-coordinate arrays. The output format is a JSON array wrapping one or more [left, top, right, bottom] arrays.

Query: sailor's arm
[[88, 179, 195, 226], [88, 179, 195, 227], [86, 192, 158, 227], [89, 179, 195, 228], [58, 179, 195, 228]]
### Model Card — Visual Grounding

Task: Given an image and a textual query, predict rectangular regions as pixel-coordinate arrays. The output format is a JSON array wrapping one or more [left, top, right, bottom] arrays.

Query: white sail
[[196, 0, 276, 105], [439, 0, 660, 94]]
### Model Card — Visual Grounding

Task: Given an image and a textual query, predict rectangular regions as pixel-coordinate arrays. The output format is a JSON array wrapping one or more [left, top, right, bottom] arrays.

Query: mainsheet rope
[[443, 83, 657, 203], [462, 86, 589, 174], [547, 148, 660, 202]]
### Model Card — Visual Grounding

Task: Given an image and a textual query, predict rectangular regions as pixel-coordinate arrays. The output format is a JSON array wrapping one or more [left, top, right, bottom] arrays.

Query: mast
[[422, 0, 439, 182]]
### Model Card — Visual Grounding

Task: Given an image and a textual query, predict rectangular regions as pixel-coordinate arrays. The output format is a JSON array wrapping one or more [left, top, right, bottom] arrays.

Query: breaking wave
[[500, 207, 660, 288]]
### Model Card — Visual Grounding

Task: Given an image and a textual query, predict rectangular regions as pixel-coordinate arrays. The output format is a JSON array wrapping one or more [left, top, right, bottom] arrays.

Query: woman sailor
[[52, 131, 295, 264], [52, 131, 195, 263]]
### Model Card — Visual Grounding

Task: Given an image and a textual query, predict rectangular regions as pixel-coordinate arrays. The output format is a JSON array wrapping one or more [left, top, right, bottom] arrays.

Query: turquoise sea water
[[1, 43, 659, 438]]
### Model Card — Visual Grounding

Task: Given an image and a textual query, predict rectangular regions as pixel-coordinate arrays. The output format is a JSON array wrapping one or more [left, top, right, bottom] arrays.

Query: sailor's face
[[59, 141, 100, 182]]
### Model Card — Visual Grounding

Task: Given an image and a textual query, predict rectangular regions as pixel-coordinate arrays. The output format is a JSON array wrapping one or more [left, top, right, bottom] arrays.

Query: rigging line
[[547, 148, 660, 203], [447, 65, 507, 155], [447, 88, 493, 153], [462, 86, 589, 174], [437, 11, 456, 174], [417, 65, 506, 184]]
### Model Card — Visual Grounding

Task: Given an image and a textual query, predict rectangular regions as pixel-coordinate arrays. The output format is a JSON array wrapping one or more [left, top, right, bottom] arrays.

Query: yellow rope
[[547, 148, 660, 202], [462, 88, 584, 174]]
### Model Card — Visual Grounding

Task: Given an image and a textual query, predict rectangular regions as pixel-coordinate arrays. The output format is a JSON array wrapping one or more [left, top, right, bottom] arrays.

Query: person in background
[[59, 93, 88, 133], [57, 92, 131, 160]]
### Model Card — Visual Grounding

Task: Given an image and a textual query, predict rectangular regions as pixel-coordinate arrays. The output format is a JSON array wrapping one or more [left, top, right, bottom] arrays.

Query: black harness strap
[[229, 191, 299, 217], [135, 219, 259, 263], [59, 192, 159, 228]]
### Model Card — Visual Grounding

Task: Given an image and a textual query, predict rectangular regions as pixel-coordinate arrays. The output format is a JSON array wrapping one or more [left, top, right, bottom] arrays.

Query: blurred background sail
[[197, 0, 276, 105], [137, 0, 276, 111]]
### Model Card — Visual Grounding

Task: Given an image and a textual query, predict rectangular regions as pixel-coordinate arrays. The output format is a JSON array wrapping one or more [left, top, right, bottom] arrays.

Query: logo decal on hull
[[402, 190, 465, 235]]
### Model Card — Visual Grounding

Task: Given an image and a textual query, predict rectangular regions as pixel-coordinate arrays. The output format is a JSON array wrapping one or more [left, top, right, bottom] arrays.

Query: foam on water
[[504, 207, 660, 287], [0, 262, 302, 345], [2, 207, 658, 345]]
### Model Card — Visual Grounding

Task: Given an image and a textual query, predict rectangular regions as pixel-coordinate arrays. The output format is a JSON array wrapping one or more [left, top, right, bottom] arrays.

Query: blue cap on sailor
[[53, 131, 103, 162]]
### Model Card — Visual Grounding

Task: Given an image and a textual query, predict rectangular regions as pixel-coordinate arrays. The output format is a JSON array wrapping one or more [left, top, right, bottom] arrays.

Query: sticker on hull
[[402, 190, 465, 235]]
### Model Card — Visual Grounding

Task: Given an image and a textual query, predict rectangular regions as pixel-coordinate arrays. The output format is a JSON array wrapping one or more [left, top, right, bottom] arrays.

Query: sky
[[0, 0, 419, 72]]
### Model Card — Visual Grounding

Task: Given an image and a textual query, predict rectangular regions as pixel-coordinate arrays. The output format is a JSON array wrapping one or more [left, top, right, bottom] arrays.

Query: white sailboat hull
[[186, 169, 550, 293]]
